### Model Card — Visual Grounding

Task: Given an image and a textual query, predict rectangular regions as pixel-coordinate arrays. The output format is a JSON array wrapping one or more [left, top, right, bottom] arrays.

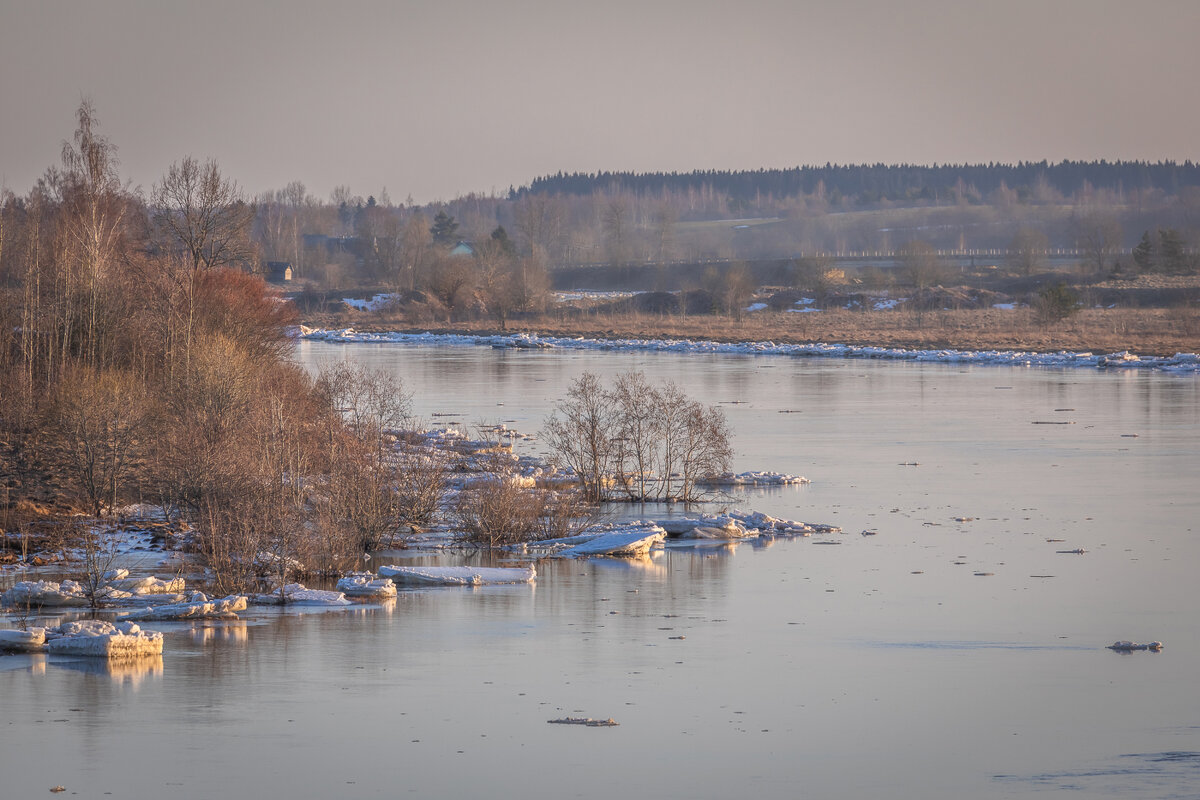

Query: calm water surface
[[2, 340, 1198, 799]]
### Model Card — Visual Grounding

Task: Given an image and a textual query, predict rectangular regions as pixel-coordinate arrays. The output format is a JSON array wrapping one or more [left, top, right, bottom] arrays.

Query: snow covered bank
[[299, 328, 1200, 374]]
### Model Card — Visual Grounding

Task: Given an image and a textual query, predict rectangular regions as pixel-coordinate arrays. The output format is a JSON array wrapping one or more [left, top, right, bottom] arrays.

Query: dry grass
[[313, 306, 1200, 357]]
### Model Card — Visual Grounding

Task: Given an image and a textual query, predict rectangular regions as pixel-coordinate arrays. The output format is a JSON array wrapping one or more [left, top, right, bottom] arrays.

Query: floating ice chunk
[[336, 573, 398, 597], [43, 620, 164, 658], [377, 565, 535, 586], [698, 471, 810, 487], [726, 510, 839, 536], [657, 515, 755, 539], [1, 580, 90, 608], [251, 583, 350, 606], [103, 591, 189, 606], [125, 594, 247, 620], [108, 576, 186, 595], [0, 627, 46, 652], [553, 526, 666, 558]]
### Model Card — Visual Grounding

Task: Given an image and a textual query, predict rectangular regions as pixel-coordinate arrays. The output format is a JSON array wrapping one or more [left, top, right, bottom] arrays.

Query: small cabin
[[449, 241, 475, 257], [266, 261, 293, 283]]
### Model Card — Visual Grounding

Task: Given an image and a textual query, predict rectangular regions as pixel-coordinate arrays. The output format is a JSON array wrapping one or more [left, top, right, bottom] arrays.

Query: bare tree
[[1009, 227, 1049, 276], [1072, 208, 1123, 274], [153, 157, 254, 273], [898, 240, 943, 289], [542, 373, 616, 503]]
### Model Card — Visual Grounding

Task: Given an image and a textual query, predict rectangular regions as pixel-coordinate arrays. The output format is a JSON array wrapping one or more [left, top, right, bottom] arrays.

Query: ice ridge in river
[[298, 328, 1200, 373]]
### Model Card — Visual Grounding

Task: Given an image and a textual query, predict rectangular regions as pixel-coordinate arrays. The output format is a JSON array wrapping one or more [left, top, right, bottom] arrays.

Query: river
[[2, 339, 1198, 799]]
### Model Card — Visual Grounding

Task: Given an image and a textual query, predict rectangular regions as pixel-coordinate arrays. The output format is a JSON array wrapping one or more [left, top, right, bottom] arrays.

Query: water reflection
[[188, 621, 250, 646], [52, 654, 164, 686]]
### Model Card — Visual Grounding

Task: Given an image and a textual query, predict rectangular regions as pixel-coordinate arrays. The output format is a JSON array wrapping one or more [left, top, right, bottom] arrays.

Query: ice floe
[[336, 573, 399, 597], [298, 329, 1200, 373], [657, 516, 755, 539], [2, 580, 90, 608], [250, 583, 351, 606], [124, 594, 247, 620], [377, 565, 536, 586], [43, 620, 164, 658], [0, 627, 46, 652], [542, 525, 667, 558], [108, 576, 186, 595], [698, 471, 810, 487]]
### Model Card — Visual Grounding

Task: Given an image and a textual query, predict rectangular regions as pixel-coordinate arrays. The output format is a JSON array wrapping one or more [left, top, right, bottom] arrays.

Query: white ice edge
[[298, 329, 1200, 374]]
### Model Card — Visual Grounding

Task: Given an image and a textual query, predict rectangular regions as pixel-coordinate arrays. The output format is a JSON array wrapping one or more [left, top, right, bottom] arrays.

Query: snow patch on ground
[[343, 293, 398, 312]]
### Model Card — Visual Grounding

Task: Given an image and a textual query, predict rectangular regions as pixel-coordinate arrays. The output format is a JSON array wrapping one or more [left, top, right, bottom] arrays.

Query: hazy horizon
[[3, 0, 1199, 204]]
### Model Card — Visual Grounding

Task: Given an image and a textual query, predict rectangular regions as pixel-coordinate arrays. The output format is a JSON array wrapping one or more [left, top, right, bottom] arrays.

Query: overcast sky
[[2, 0, 1198, 204]]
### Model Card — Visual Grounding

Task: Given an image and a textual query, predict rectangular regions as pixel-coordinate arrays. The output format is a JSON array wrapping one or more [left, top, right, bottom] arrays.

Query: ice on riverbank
[[336, 573, 398, 597], [377, 565, 536, 586], [298, 329, 1200, 374], [43, 620, 164, 658]]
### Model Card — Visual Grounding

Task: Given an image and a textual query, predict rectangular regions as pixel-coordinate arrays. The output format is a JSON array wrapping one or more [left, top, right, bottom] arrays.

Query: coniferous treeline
[[516, 161, 1200, 205]]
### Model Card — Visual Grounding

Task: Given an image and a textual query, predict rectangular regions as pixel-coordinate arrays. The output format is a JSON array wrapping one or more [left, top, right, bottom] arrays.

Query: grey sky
[[2, 0, 1198, 204]]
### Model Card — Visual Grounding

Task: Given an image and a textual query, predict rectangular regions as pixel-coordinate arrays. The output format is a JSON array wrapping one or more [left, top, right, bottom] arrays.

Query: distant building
[[266, 261, 293, 283], [449, 241, 475, 257]]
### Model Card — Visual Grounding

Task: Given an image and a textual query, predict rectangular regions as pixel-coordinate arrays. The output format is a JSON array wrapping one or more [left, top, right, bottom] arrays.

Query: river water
[[2, 340, 1199, 799]]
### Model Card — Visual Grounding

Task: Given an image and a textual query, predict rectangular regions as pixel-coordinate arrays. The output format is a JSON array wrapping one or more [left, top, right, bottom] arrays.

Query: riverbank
[[301, 306, 1200, 359]]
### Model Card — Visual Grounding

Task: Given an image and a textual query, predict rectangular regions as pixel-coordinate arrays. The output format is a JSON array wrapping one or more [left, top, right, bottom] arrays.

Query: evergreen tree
[[490, 225, 516, 257], [430, 210, 459, 246], [1132, 230, 1155, 273]]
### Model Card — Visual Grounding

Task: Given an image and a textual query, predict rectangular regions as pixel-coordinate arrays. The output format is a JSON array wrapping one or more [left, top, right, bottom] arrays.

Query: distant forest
[[517, 161, 1200, 205]]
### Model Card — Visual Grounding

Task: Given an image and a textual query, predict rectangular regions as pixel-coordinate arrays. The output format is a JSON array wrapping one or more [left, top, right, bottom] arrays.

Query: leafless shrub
[[543, 371, 732, 504], [394, 447, 450, 527], [454, 472, 542, 548]]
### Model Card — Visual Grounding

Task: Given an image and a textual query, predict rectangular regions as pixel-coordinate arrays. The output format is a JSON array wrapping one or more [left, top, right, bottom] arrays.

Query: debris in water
[[1032, 421, 1075, 425], [1056, 548, 1086, 554], [1107, 641, 1163, 652], [548, 717, 619, 727]]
